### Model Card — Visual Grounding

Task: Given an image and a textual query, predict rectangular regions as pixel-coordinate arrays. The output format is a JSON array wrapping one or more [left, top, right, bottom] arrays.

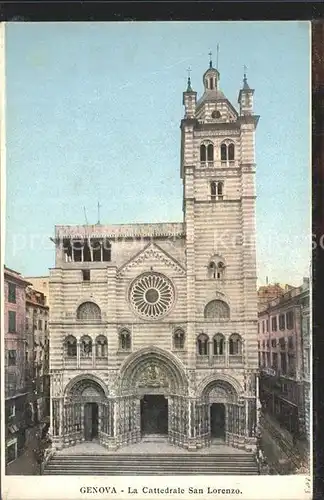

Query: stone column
[[92, 340, 96, 368], [208, 340, 213, 366], [225, 340, 229, 367], [77, 340, 80, 369]]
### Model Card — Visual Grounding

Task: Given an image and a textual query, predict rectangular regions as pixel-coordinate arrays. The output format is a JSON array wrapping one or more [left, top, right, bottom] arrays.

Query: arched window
[[119, 329, 131, 351], [220, 142, 235, 162], [197, 334, 209, 355], [208, 261, 217, 278], [209, 77, 214, 90], [95, 335, 108, 357], [207, 144, 214, 162], [229, 333, 242, 355], [77, 302, 101, 321], [208, 259, 225, 279], [64, 335, 77, 357], [213, 333, 225, 355], [173, 329, 185, 350], [200, 144, 206, 162], [204, 300, 230, 320], [210, 181, 217, 197], [228, 143, 235, 161], [221, 144, 227, 161], [217, 181, 224, 197], [80, 335, 92, 357]]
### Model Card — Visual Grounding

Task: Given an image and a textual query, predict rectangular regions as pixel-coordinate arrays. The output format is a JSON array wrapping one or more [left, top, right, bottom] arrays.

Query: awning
[[8, 424, 19, 433]]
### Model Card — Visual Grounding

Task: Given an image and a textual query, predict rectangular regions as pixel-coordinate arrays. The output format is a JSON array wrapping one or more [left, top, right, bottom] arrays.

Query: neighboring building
[[4, 267, 31, 466], [257, 283, 294, 311], [258, 278, 310, 442], [25, 276, 50, 307], [49, 60, 259, 452], [25, 286, 50, 424]]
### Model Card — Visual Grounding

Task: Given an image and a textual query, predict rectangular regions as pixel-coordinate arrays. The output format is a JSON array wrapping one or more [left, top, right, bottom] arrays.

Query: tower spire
[[208, 51, 213, 69], [243, 65, 249, 88], [186, 66, 193, 92]]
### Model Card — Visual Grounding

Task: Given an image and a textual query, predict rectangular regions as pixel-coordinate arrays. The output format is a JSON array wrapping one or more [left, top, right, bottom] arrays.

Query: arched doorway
[[199, 375, 240, 443], [64, 375, 108, 444], [140, 395, 168, 435], [119, 347, 188, 447]]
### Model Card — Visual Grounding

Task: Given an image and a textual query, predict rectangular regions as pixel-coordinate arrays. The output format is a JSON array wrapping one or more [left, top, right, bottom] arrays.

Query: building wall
[[258, 281, 310, 440], [4, 268, 31, 464]]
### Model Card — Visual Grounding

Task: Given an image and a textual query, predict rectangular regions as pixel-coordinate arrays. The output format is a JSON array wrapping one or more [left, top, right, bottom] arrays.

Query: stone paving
[[6, 426, 42, 476], [56, 438, 249, 456]]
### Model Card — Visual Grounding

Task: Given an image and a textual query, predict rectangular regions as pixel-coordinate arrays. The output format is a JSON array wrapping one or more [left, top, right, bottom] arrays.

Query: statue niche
[[136, 363, 169, 389]]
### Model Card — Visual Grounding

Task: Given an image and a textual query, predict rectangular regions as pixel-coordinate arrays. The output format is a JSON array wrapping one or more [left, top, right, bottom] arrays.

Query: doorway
[[140, 395, 168, 435], [84, 402, 99, 441], [210, 403, 225, 439]]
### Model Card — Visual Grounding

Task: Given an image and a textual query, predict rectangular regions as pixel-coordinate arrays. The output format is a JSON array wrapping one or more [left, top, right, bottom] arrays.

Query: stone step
[[44, 453, 259, 475]]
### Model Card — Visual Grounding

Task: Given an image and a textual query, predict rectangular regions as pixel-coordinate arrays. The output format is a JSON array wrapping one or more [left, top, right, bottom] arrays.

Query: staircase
[[43, 453, 259, 475]]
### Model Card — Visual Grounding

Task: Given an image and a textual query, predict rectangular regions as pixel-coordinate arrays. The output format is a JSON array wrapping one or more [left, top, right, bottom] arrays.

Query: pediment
[[117, 242, 186, 278]]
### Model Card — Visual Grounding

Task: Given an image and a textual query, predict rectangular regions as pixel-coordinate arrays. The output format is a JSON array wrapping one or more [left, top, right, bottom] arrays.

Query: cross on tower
[[209, 51, 213, 68], [187, 66, 192, 78]]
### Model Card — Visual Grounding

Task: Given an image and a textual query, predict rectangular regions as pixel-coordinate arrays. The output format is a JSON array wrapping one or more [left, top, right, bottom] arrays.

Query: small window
[[271, 339, 276, 348], [82, 269, 91, 281], [221, 144, 227, 161], [262, 321, 265, 334], [45, 321, 48, 331], [286, 310, 294, 330], [210, 181, 217, 198], [207, 144, 214, 162], [217, 181, 223, 197], [8, 283, 16, 303], [209, 77, 214, 90], [271, 316, 277, 332], [266, 319, 269, 332], [279, 314, 285, 330], [173, 329, 185, 350], [8, 350, 17, 366], [8, 403, 15, 418], [288, 336, 294, 349], [38, 319, 42, 330], [228, 143, 235, 161], [120, 330, 131, 351], [200, 144, 206, 162], [8, 311, 16, 333], [6, 440, 17, 465], [212, 110, 221, 119]]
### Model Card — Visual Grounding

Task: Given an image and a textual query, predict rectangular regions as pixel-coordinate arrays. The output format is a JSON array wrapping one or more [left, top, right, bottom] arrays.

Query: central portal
[[140, 395, 168, 435]]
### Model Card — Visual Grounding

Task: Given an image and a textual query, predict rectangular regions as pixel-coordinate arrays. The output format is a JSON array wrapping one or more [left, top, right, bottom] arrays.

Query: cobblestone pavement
[[56, 438, 250, 456], [6, 426, 42, 476]]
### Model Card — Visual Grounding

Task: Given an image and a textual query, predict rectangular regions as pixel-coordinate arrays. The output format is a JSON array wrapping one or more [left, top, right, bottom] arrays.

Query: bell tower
[[180, 55, 260, 428]]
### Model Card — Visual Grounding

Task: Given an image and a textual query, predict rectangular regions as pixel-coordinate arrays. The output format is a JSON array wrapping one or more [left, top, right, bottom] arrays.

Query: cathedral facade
[[49, 60, 260, 452]]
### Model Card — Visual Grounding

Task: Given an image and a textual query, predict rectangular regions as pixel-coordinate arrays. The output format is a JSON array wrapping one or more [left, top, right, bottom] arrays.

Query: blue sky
[[5, 21, 310, 285]]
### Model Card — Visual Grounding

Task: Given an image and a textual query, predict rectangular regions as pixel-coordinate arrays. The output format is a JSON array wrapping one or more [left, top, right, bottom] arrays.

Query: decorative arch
[[204, 299, 230, 320], [119, 346, 188, 395], [76, 301, 101, 320], [197, 373, 243, 400], [64, 373, 109, 398]]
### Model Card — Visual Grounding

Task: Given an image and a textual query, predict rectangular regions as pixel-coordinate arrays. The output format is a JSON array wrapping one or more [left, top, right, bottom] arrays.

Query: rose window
[[130, 272, 174, 319]]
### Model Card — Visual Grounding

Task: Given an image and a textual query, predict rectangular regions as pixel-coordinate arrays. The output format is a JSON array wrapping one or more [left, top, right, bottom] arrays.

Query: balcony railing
[[199, 160, 236, 169]]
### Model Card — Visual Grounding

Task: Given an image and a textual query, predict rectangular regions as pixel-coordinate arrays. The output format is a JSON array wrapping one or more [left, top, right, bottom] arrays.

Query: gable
[[117, 242, 186, 278]]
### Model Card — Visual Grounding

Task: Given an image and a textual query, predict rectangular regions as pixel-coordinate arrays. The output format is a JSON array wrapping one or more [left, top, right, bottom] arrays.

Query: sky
[[4, 21, 310, 286]]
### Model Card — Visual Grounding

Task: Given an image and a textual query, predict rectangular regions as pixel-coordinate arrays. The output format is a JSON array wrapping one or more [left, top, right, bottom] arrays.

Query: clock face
[[212, 110, 221, 119]]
